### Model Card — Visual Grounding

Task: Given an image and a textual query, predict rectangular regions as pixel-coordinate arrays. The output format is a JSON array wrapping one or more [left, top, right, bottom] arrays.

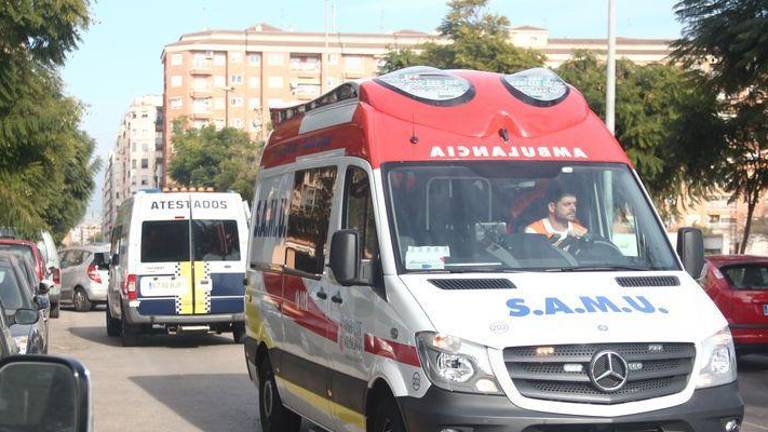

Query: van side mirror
[[677, 227, 704, 278], [111, 254, 119, 266], [329, 230, 371, 286], [0, 355, 91, 432]]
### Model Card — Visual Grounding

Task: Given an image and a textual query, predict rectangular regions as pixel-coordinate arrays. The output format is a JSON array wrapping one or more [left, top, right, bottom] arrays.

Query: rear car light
[[52, 268, 60, 285], [87, 264, 102, 283], [123, 274, 137, 300]]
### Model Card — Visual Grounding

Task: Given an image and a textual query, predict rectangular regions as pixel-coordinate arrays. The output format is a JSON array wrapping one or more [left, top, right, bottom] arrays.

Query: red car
[[701, 255, 768, 353], [0, 240, 46, 286]]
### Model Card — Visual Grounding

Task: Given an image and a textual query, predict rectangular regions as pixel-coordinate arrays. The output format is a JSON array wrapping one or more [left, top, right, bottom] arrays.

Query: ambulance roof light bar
[[501, 67, 570, 107], [373, 66, 475, 107], [271, 82, 359, 126]]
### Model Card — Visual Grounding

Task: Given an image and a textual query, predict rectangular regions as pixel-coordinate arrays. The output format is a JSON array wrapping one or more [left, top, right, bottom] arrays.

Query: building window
[[131, 143, 137, 152], [193, 77, 208, 90], [249, 98, 261, 110], [214, 54, 226, 66], [267, 53, 284, 65], [344, 56, 363, 71], [171, 54, 183, 65], [230, 52, 243, 63], [193, 53, 208, 68], [171, 75, 183, 87], [141, 176, 149, 186], [193, 98, 210, 113], [142, 142, 149, 151], [170, 97, 182, 109], [231, 118, 242, 129], [131, 159, 137, 169], [249, 77, 260, 88], [328, 54, 339, 65], [268, 76, 283, 89], [214, 119, 225, 130], [230, 96, 243, 107], [141, 159, 149, 169], [230, 74, 243, 85], [248, 53, 261, 65], [214, 75, 226, 88], [192, 120, 208, 129], [214, 97, 225, 110], [709, 214, 721, 223], [290, 55, 321, 72]]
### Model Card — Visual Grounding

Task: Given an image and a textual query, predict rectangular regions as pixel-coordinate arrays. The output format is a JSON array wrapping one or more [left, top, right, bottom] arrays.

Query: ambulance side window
[[343, 167, 379, 260], [285, 166, 338, 275]]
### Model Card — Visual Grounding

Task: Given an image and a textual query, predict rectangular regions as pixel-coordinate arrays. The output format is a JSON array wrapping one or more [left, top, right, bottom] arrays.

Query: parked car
[[59, 245, 110, 312], [701, 255, 768, 354], [0, 253, 49, 354], [0, 302, 19, 359], [0, 239, 46, 283]]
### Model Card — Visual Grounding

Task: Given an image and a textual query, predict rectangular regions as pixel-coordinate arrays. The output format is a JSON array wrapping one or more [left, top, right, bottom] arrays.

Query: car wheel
[[232, 323, 246, 344], [370, 395, 407, 432], [50, 300, 60, 318], [106, 306, 121, 337], [73, 287, 92, 312], [258, 355, 301, 432], [120, 306, 140, 347]]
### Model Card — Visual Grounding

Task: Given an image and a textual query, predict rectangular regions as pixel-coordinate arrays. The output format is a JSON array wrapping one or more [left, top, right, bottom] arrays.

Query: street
[[50, 308, 768, 432]]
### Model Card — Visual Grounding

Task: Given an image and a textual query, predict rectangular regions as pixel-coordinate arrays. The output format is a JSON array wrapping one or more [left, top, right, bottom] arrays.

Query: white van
[[244, 68, 743, 432], [107, 191, 248, 346]]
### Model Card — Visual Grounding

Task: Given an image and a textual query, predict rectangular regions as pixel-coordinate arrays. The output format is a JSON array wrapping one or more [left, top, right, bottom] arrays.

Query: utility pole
[[605, 0, 616, 135]]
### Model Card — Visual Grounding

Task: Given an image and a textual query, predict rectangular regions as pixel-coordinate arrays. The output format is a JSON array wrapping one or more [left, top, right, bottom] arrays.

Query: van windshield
[[384, 162, 679, 273], [141, 220, 240, 263]]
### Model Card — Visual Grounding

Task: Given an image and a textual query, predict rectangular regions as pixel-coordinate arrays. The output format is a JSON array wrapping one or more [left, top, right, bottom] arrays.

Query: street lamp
[[220, 85, 235, 127]]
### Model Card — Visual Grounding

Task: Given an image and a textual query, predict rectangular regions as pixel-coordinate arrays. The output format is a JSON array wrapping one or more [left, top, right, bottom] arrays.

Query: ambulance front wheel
[[370, 395, 407, 432], [258, 355, 301, 432]]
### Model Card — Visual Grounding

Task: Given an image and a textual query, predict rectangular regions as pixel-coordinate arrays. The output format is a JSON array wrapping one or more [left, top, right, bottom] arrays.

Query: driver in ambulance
[[525, 188, 588, 247]]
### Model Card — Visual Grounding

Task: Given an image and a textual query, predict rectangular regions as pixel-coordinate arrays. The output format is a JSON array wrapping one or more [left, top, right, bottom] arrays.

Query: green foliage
[[673, 0, 768, 251], [379, 0, 545, 74], [557, 51, 727, 215], [168, 119, 263, 201], [0, 0, 98, 240]]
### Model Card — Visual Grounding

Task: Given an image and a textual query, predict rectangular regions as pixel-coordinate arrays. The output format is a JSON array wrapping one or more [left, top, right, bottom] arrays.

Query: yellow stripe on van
[[192, 261, 210, 314], [245, 301, 274, 348], [275, 376, 366, 431], [178, 261, 194, 314]]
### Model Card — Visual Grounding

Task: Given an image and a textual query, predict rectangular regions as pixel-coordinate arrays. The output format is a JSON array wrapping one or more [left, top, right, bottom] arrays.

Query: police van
[[107, 190, 248, 346], [244, 67, 743, 432]]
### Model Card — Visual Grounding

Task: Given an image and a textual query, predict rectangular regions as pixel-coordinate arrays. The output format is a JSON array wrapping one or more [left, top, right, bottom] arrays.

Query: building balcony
[[343, 70, 366, 79], [191, 88, 213, 98], [189, 66, 213, 76], [190, 111, 212, 120]]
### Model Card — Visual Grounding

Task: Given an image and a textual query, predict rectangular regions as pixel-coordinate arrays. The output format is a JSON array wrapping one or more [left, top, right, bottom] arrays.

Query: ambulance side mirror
[[676, 227, 704, 279], [330, 230, 370, 287]]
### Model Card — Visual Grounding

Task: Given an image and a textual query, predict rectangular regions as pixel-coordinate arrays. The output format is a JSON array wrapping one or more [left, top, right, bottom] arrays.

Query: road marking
[[745, 420, 768, 431]]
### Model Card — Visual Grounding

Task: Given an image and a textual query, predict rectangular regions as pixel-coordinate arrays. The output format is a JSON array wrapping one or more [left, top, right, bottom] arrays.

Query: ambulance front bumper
[[399, 382, 743, 432]]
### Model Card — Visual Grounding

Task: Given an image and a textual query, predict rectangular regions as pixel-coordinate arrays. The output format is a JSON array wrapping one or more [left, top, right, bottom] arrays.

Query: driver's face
[[553, 196, 578, 222]]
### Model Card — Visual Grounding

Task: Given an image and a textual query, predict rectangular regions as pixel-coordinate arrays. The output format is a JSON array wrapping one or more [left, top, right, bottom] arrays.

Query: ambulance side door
[[327, 164, 383, 432]]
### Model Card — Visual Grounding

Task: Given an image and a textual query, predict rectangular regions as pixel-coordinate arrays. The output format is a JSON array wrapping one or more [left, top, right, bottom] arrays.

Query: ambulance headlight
[[374, 66, 474, 105], [696, 326, 737, 389], [416, 332, 502, 394]]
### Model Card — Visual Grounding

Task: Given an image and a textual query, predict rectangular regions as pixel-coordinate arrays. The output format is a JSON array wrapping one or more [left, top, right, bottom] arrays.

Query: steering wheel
[[557, 234, 625, 262]]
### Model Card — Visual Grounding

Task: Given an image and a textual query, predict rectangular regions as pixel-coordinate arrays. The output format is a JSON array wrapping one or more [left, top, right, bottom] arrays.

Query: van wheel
[[258, 356, 301, 432], [50, 300, 60, 318], [106, 306, 121, 337], [232, 323, 245, 344], [120, 306, 140, 347], [370, 395, 407, 432], [73, 287, 92, 312]]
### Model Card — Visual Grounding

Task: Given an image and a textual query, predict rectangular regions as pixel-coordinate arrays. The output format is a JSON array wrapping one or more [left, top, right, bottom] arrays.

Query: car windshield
[[384, 161, 679, 273], [721, 264, 768, 290], [0, 263, 26, 311], [0, 245, 33, 266]]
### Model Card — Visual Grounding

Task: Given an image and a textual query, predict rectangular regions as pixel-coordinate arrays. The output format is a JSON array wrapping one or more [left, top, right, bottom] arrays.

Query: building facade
[[160, 24, 671, 186], [101, 95, 164, 236]]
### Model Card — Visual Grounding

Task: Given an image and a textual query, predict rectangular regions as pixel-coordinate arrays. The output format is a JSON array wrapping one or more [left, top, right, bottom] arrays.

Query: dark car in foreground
[[0, 253, 49, 354], [701, 255, 768, 354]]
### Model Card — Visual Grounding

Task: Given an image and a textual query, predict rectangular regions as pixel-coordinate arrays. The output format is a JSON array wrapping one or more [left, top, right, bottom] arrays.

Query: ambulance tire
[[232, 323, 246, 344], [120, 306, 140, 347], [370, 395, 406, 432], [106, 306, 121, 337], [258, 356, 301, 432]]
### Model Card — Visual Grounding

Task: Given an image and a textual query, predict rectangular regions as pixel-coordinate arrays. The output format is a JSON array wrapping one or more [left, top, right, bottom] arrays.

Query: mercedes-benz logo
[[589, 350, 629, 393]]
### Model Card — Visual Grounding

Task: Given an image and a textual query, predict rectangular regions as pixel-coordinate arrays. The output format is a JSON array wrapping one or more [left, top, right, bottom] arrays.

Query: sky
[[61, 0, 683, 220]]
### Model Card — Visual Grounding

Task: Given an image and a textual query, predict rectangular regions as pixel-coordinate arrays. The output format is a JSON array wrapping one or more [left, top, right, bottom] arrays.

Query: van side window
[[285, 166, 338, 275], [343, 167, 379, 260]]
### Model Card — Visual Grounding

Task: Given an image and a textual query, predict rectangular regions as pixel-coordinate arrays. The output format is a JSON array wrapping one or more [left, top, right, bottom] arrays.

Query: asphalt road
[[50, 308, 768, 432]]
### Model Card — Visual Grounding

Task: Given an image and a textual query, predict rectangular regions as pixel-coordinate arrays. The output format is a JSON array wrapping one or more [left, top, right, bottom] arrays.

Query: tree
[[556, 51, 727, 216], [673, 0, 768, 252], [168, 120, 263, 200], [0, 1, 98, 240], [379, 0, 545, 74]]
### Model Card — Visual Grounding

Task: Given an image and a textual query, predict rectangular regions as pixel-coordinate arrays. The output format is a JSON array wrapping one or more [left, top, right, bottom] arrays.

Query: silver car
[[59, 245, 110, 312]]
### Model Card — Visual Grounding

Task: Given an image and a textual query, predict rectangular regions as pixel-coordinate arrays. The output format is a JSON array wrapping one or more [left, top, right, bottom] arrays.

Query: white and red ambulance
[[244, 67, 743, 432]]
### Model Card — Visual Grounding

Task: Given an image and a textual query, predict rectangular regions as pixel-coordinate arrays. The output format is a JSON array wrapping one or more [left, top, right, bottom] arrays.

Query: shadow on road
[[738, 354, 768, 372], [69, 325, 239, 348]]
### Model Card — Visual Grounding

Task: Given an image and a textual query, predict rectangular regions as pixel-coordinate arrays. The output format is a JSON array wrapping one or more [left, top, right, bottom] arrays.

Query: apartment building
[[101, 95, 164, 236], [160, 23, 671, 186]]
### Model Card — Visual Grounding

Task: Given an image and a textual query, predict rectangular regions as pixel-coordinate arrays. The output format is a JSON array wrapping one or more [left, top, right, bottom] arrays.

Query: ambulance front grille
[[504, 343, 695, 405]]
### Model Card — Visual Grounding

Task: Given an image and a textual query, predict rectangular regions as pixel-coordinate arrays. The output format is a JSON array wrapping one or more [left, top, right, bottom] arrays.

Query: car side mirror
[[329, 230, 371, 287], [38, 280, 54, 295], [0, 355, 91, 432], [677, 227, 704, 279], [13, 308, 39, 325], [111, 254, 119, 266]]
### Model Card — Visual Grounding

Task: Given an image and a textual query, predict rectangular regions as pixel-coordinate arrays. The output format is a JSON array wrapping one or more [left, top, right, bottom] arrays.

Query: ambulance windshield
[[384, 162, 679, 273]]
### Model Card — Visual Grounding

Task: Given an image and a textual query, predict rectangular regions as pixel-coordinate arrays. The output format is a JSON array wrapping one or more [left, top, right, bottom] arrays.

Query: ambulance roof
[[264, 67, 630, 169]]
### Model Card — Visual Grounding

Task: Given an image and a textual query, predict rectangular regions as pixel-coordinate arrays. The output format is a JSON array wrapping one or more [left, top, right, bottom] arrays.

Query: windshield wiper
[[545, 265, 654, 272]]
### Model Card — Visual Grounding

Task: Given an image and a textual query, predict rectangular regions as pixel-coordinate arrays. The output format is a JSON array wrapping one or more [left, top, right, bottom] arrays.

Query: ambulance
[[244, 67, 743, 432], [107, 190, 248, 346]]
